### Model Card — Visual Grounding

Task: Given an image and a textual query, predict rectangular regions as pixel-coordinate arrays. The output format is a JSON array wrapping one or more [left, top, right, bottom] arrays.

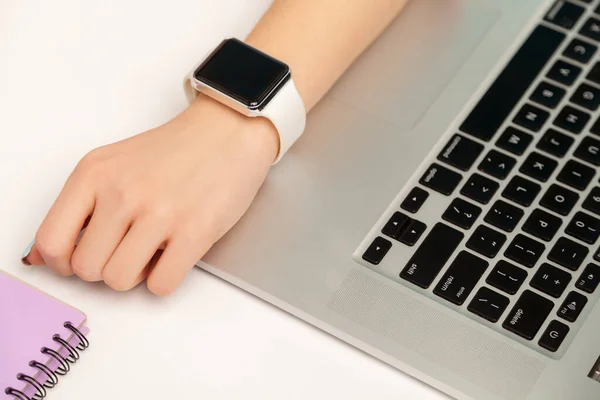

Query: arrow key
[[362, 236, 392, 265], [401, 187, 429, 214], [398, 219, 427, 246], [381, 211, 410, 239]]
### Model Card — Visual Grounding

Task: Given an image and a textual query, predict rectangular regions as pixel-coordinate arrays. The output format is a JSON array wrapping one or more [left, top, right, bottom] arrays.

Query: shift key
[[400, 223, 464, 288], [434, 251, 489, 305]]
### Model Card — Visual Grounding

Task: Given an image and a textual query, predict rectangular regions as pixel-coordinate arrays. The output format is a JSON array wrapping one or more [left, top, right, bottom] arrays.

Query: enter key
[[433, 251, 489, 305]]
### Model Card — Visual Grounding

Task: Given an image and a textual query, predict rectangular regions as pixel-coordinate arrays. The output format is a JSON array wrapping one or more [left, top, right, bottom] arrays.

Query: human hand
[[22, 95, 279, 295]]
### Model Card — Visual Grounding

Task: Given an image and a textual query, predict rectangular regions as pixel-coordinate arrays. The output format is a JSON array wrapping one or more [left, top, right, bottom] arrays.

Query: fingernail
[[21, 240, 34, 266]]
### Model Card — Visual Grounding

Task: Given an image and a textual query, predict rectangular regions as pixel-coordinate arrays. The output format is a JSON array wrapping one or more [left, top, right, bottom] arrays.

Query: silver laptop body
[[199, 1, 600, 399]]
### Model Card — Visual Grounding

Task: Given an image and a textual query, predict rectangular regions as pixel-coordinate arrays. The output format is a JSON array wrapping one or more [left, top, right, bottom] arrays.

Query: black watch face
[[194, 38, 290, 110]]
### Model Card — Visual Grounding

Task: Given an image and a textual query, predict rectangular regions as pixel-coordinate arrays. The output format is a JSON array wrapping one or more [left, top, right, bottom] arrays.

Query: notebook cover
[[0, 270, 88, 398]]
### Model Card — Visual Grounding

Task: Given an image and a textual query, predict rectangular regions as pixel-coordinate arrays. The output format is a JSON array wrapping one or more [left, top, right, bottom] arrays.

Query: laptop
[[199, 1, 600, 399]]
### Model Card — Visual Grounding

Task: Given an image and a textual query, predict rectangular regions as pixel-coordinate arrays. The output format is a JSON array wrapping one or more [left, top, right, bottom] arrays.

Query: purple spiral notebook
[[0, 270, 89, 400]]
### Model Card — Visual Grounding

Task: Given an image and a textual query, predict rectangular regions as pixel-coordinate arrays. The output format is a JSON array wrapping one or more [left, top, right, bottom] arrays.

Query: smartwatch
[[184, 38, 306, 164]]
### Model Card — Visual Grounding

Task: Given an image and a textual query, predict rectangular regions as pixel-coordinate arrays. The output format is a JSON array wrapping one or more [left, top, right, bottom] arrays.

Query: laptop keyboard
[[357, 0, 600, 357]]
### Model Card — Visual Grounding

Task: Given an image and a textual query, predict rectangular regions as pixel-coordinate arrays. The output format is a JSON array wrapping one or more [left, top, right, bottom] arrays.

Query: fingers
[[70, 200, 132, 282], [101, 219, 166, 291], [146, 235, 210, 296], [130, 250, 162, 288], [31, 172, 95, 276]]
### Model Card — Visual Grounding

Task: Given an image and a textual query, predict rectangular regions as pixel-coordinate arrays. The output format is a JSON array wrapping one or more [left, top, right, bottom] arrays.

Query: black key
[[437, 134, 484, 171], [554, 105, 590, 134], [530, 81, 566, 109], [460, 26, 565, 141], [484, 200, 524, 232], [582, 187, 600, 216], [468, 287, 510, 323], [545, 1, 585, 29], [505, 234, 545, 268], [502, 175, 541, 207], [536, 128, 574, 158], [466, 225, 506, 258], [362, 237, 392, 265], [486, 260, 528, 295], [503, 290, 555, 340], [576, 263, 600, 293], [587, 61, 600, 85], [401, 187, 429, 214], [519, 152, 558, 182], [591, 116, 600, 135], [398, 220, 427, 246], [442, 198, 481, 230], [557, 160, 595, 190], [580, 17, 600, 42], [530, 263, 572, 298], [563, 38, 597, 63], [539, 320, 570, 352], [548, 237, 589, 271], [566, 211, 600, 244], [547, 60, 581, 86], [557, 291, 588, 322], [522, 208, 562, 242], [433, 251, 489, 305], [381, 211, 410, 239], [478, 150, 516, 180], [400, 223, 464, 288], [460, 173, 499, 205], [419, 163, 462, 196], [496, 127, 533, 155], [513, 103, 549, 132], [571, 83, 600, 111], [540, 184, 579, 216], [574, 136, 600, 166]]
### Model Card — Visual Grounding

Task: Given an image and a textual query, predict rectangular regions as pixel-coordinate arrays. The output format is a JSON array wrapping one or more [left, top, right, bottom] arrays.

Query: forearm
[[246, 0, 408, 111]]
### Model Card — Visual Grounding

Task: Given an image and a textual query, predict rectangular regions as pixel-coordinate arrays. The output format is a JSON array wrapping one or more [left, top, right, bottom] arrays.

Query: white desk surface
[[1, 1, 445, 398]]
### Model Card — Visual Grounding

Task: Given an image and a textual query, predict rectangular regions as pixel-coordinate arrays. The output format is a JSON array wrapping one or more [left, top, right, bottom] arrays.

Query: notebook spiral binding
[[4, 322, 89, 400]]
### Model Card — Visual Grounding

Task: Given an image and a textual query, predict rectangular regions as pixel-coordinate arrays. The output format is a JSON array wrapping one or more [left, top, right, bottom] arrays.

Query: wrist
[[185, 93, 280, 164]]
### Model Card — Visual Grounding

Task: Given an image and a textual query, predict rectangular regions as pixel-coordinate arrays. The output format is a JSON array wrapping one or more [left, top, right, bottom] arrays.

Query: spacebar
[[400, 223, 464, 289], [459, 25, 565, 141]]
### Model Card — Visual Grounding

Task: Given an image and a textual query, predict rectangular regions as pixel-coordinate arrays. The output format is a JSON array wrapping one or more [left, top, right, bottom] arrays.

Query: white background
[[1, 1, 445, 398]]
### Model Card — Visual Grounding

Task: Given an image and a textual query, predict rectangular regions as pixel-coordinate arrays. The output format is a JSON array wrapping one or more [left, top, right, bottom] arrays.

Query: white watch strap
[[184, 73, 305, 165], [260, 79, 306, 164]]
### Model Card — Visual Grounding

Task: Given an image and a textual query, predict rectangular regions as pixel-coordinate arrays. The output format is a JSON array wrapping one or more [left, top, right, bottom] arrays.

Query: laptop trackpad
[[327, 0, 500, 131]]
